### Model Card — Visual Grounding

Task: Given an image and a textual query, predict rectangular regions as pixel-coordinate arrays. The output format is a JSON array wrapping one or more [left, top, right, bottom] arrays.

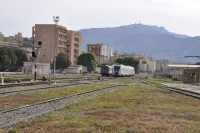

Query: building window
[[44, 55, 45, 57], [44, 28, 46, 31], [44, 35, 46, 38]]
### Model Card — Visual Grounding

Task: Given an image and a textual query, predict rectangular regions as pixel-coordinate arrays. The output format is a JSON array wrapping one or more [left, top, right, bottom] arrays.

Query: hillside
[[78, 24, 200, 62]]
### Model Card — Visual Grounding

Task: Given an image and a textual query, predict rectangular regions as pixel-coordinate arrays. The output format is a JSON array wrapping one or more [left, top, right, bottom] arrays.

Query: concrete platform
[[162, 83, 200, 94]]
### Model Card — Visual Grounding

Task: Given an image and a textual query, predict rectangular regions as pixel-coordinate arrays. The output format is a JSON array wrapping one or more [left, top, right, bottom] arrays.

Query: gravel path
[[161, 83, 200, 94], [0, 80, 101, 97], [0, 85, 126, 130]]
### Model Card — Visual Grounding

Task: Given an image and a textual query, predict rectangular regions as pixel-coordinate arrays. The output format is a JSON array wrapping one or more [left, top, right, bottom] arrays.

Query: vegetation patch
[[3, 85, 200, 132], [0, 84, 111, 112], [104, 77, 135, 84]]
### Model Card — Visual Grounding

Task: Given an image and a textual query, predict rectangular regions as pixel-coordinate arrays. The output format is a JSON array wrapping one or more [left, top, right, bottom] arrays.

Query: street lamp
[[53, 16, 59, 76]]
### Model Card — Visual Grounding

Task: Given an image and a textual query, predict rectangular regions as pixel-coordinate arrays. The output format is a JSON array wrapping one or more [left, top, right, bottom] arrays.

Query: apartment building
[[4, 32, 23, 43], [32, 24, 82, 64], [0, 32, 23, 44], [87, 43, 113, 64], [0, 32, 24, 50], [120, 52, 156, 72], [67, 30, 82, 65]]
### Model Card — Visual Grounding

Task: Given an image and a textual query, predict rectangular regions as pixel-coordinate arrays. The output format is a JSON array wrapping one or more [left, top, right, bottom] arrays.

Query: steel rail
[[0, 84, 128, 129]]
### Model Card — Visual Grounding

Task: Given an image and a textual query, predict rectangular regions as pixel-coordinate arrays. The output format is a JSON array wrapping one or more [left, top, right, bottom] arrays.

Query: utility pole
[[49, 40, 52, 83], [54, 45, 56, 75]]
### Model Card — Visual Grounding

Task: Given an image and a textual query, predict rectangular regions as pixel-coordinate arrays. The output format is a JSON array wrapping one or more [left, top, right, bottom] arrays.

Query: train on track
[[100, 65, 113, 76], [100, 65, 135, 77]]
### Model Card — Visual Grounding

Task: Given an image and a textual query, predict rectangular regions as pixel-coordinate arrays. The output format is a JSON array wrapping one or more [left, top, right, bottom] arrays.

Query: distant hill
[[78, 24, 200, 62]]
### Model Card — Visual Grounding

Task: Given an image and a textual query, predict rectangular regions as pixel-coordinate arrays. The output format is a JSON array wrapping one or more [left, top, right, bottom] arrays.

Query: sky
[[0, 0, 200, 37]]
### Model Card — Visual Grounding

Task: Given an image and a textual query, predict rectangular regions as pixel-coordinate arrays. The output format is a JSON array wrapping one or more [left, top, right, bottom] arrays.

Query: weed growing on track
[[4, 85, 200, 133], [0, 84, 111, 112]]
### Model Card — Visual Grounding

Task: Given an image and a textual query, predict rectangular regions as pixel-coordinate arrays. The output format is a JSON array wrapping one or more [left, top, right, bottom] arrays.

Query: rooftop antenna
[[53, 16, 59, 24]]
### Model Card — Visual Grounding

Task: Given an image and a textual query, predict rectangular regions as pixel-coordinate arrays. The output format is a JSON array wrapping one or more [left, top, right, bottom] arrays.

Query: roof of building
[[168, 64, 200, 70]]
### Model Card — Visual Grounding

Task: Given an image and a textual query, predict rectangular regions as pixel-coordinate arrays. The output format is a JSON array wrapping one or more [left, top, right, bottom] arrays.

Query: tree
[[14, 50, 28, 67], [56, 52, 71, 71], [77, 52, 97, 72], [8, 49, 18, 65], [115, 57, 123, 64], [0, 47, 11, 70], [115, 56, 140, 73]]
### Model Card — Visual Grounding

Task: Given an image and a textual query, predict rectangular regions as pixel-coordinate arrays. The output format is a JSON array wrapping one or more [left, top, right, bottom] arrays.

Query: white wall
[[64, 65, 88, 74], [24, 62, 50, 75]]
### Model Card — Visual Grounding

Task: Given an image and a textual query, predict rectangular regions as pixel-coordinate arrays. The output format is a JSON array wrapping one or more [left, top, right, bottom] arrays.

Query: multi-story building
[[0, 32, 23, 45], [120, 52, 156, 72], [32, 24, 82, 64], [32, 24, 67, 64], [156, 59, 169, 71], [0, 32, 33, 61], [87, 43, 113, 64], [4, 32, 23, 44], [67, 30, 82, 65]]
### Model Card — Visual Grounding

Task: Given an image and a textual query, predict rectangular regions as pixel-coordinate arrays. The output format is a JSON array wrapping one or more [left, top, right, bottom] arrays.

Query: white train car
[[113, 65, 135, 76]]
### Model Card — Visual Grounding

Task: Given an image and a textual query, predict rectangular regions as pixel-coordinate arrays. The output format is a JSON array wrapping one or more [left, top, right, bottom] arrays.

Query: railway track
[[0, 77, 94, 89], [0, 75, 125, 97], [0, 78, 107, 97], [0, 84, 129, 129], [0, 76, 136, 129], [160, 84, 200, 99], [143, 80, 200, 99]]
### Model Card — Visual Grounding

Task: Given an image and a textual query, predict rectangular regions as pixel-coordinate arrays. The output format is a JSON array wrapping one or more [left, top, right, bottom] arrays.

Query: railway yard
[[0, 74, 200, 132]]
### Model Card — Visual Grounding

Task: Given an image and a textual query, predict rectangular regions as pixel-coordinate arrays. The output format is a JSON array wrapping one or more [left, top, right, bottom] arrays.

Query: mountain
[[78, 24, 200, 62]]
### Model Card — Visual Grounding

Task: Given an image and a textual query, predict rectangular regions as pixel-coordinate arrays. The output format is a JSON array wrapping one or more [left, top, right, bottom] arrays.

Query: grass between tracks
[[5, 85, 200, 133], [146, 78, 181, 86], [104, 77, 136, 84], [0, 84, 111, 112]]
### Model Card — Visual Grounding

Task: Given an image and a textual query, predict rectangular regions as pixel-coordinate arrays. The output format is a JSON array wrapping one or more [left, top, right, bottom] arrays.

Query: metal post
[[34, 38, 37, 81], [34, 56, 37, 81], [34, 36, 42, 81], [99, 48, 100, 64], [0, 74, 4, 85], [187, 66, 188, 83], [54, 46, 56, 75], [49, 40, 52, 83]]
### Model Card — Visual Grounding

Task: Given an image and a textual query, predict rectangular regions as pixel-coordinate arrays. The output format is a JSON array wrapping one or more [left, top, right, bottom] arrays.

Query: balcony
[[74, 52, 78, 55], [58, 44, 63, 47], [74, 41, 79, 44], [74, 47, 79, 50]]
